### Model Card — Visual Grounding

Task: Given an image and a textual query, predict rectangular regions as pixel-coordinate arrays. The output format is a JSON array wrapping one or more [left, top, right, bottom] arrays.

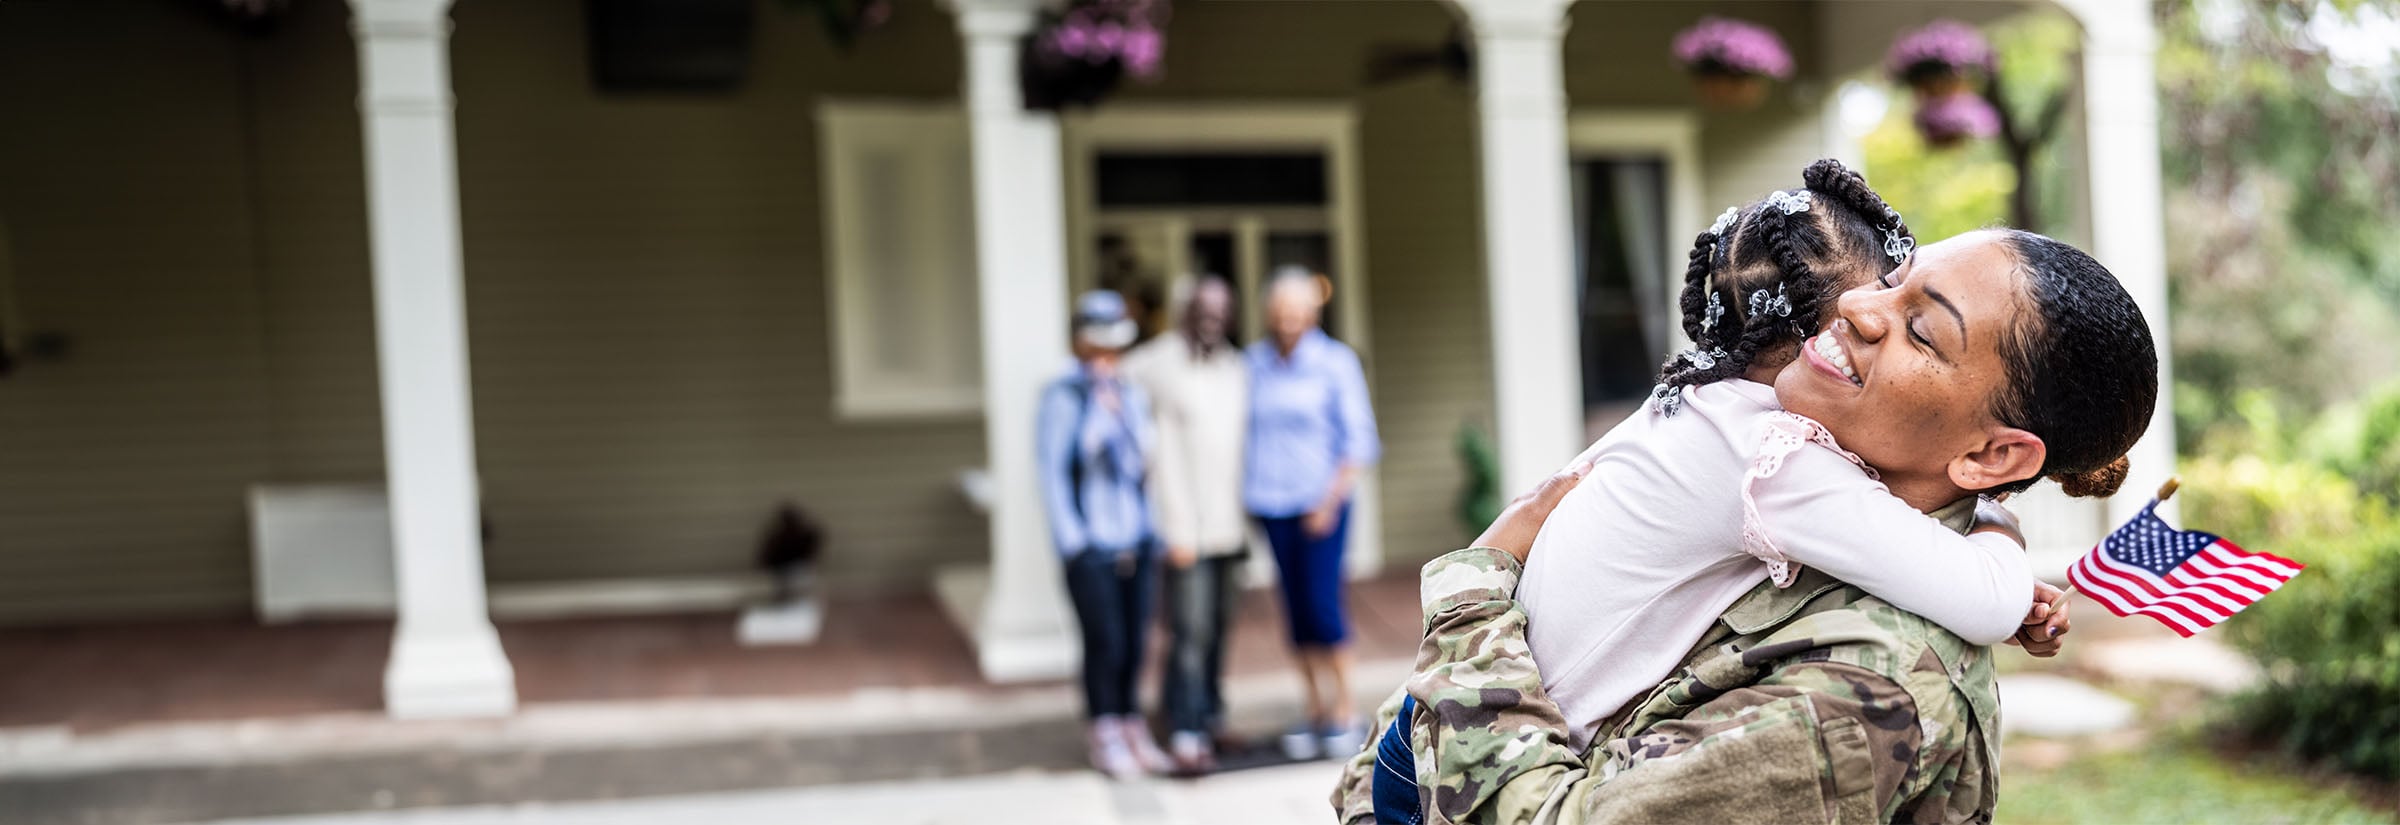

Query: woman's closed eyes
[[1872, 259, 1948, 357]]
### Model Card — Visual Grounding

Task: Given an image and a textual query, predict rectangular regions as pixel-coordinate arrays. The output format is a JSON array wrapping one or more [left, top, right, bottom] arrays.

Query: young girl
[[1365, 160, 2042, 823]]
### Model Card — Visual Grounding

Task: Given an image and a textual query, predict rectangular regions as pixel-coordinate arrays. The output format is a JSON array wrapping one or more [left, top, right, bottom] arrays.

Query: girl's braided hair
[[1655, 159, 1912, 407]]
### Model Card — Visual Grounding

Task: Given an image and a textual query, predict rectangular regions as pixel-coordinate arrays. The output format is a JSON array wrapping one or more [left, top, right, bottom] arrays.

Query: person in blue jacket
[[1038, 289, 1170, 779]]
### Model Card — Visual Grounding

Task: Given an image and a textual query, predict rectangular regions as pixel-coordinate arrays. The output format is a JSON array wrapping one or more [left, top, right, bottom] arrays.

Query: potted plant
[[740, 503, 826, 646], [1671, 16, 1793, 111], [1022, 0, 1169, 111], [1887, 20, 1995, 100]]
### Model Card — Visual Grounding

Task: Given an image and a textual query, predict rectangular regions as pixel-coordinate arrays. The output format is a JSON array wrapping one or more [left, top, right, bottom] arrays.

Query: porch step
[[0, 659, 1408, 825]]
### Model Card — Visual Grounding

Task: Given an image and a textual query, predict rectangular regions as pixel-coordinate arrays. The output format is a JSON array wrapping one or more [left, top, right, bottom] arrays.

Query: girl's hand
[[2005, 581, 2073, 657]]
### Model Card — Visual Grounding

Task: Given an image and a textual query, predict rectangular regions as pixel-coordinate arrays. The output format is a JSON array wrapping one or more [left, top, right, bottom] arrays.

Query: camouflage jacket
[[1334, 501, 2002, 825]]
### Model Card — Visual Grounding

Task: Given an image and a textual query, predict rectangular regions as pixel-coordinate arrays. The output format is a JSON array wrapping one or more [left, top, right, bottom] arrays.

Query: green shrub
[[2188, 381, 2400, 782], [2300, 380, 2400, 504], [2179, 453, 2385, 544], [2219, 523, 2400, 780]]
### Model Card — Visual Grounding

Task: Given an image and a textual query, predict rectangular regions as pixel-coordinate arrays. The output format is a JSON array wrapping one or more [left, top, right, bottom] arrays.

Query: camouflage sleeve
[[1402, 547, 1588, 824], [1331, 684, 1413, 825]]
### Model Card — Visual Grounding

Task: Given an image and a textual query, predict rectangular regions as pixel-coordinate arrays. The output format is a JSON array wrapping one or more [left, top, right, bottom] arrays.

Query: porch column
[[348, 0, 515, 718], [2063, 0, 2178, 523], [1455, 0, 1585, 490], [946, 0, 1078, 682]]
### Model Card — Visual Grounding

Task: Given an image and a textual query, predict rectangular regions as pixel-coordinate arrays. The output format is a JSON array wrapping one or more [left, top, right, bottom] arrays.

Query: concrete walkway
[[199, 763, 1350, 825]]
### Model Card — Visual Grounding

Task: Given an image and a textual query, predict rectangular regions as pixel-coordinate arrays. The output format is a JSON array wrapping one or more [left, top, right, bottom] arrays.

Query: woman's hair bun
[[2053, 454, 2131, 498]]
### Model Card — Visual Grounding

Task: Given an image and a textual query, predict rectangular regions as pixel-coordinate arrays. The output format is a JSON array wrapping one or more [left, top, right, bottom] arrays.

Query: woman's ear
[[1949, 426, 2046, 492]]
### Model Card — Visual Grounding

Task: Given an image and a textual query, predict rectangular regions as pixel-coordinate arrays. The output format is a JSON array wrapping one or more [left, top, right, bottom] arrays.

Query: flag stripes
[[2065, 500, 2301, 637]]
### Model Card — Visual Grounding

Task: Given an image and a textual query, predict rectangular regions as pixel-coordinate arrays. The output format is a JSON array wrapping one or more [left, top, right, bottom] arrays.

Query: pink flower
[[1051, 24, 1092, 59], [1913, 90, 2001, 144], [1887, 20, 1994, 81], [1672, 16, 1794, 80], [1092, 22, 1126, 55], [1121, 28, 1164, 78]]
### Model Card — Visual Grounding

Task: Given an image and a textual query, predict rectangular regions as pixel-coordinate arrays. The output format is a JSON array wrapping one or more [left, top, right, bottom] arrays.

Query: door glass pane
[[1095, 227, 1175, 341], [1095, 153, 1328, 207]]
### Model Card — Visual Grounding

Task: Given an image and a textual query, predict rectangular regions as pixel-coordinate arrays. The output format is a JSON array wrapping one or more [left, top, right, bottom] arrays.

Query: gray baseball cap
[[1073, 290, 1138, 350]]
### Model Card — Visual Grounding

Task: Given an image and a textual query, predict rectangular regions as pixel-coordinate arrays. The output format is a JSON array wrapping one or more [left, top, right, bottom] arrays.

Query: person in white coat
[[1121, 276, 1249, 774]]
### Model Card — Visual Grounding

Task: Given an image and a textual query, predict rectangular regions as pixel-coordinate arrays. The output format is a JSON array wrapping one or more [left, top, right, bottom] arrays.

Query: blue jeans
[[1163, 552, 1241, 734], [1062, 547, 1157, 718], [1373, 695, 1423, 825], [1258, 503, 1352, 647]]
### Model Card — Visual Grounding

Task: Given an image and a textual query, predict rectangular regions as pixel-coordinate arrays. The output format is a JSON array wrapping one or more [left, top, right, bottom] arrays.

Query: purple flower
[[1672, 16, 1794, 80], [1050, 24, 1093, 59], [1121, 28, 1164, 78], [1887, 20, 1994, 81], [1092, 22, 1126, 54], [1913, 90, 2001, 144], [1035, 0, 1169, 79]]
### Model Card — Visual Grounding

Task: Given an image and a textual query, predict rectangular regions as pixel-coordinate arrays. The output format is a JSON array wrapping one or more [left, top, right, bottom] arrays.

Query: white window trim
[[817, 100, 981, 420], [1567, 109, 1704, 351]]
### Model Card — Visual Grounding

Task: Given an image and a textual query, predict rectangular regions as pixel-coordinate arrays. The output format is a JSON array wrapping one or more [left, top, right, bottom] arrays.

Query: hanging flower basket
[[1913, 90, 2001, 149], [1886, 20, 1994, 100], [1672, 16, 1793, 111], [1691, 72, 1770, 110], [1022, 0, 1169, 111]]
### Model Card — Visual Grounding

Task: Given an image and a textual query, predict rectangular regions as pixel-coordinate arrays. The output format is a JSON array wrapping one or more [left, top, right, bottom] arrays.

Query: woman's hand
[[1303, 502, 1341, 539], [1471, 447, 1603, 564]]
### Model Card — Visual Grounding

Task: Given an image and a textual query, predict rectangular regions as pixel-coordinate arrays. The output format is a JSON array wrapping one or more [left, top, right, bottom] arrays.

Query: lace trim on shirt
[[1741, 412, 1875, 587]]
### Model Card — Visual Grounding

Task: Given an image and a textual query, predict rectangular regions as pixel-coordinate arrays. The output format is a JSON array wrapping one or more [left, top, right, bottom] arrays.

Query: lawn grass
[[2000, 738, 2397, 825]]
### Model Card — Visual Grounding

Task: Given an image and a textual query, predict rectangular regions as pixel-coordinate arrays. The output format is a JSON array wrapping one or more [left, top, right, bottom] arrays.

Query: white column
[[349, 0, 516, 718], [2062, 0, 2178, 524], [1456, 0, 1585, 491], [945, 0, 1078, 682]]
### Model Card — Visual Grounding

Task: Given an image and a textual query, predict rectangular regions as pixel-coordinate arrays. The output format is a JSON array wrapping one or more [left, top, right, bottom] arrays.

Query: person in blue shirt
[[1245, 267, 1381, 761], [1038, 290, 1171, 780]]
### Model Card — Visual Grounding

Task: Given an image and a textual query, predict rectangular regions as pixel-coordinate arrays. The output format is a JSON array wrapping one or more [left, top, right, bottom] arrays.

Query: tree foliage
[[1869, 2, 2400, 447], [2158, 0, 2400, 444]]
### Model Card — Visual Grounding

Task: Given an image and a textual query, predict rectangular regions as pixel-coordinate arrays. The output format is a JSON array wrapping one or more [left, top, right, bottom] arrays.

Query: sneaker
[[1168, 730, 1216, 776], [1319, 721, 1368, 759], [1116, 715, 1175, 775], [1089, 720, 1143, 780], [1278, 724, 1322, 761]]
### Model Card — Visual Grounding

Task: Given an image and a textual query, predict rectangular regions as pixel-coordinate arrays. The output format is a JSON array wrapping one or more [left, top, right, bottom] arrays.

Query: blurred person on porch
[[1121, 275, 1248, 775], [1038, 289, 1171, 779], [1246, 266, 1381, 761]]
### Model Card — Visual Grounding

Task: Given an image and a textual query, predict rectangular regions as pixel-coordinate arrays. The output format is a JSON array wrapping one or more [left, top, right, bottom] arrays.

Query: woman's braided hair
[[1655, 159, 1913, 408]]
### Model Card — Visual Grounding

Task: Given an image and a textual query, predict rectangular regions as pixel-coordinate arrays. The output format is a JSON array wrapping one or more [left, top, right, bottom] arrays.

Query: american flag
[[2067, 500, 2302, 637]]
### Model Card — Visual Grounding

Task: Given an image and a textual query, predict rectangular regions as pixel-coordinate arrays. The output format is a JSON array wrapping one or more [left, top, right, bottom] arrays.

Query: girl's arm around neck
[[1744, 436, 2036, 645]]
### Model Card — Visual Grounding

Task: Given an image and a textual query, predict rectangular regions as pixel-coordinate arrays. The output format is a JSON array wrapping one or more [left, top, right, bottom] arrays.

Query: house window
[[1567, 111, 1704, 440], [817, 103, 980, 418]]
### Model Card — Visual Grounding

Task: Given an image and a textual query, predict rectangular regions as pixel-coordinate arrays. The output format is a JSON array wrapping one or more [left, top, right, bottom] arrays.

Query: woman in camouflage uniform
[[1338, 228, 2158, 824]]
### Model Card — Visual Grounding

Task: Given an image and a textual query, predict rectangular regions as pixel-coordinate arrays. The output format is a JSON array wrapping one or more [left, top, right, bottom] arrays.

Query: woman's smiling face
[[1774, 230, 2046, 506]]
